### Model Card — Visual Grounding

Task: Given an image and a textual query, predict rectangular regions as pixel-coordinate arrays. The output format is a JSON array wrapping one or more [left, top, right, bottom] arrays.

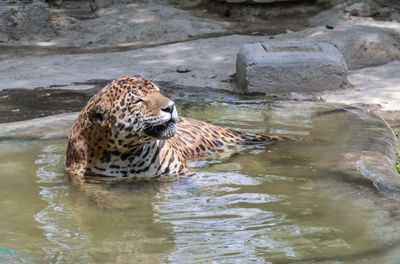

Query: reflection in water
[[34, 144, 92, 263], [0, 101, 400, 263], [157, 172, 293, 263], [31, 143, 176, 263], [156, 171, 355, 263]]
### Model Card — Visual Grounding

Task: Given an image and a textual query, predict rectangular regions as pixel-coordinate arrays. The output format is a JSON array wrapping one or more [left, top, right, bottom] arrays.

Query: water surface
[[1, 95, 400, 263]]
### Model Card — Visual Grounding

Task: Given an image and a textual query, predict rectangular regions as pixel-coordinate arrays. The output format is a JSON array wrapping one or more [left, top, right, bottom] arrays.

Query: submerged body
[[65, 77, 286, 184]]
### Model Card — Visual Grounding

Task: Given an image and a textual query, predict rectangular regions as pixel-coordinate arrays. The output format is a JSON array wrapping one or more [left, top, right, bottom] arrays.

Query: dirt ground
[[0, 0, 399, 125]]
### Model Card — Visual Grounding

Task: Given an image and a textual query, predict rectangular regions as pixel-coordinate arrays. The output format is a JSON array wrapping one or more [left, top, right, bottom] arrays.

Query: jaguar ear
[[87, 104, 109, 127]]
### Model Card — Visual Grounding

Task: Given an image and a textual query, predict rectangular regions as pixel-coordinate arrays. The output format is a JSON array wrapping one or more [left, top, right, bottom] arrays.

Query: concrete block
[[236, 42, 348, 94]]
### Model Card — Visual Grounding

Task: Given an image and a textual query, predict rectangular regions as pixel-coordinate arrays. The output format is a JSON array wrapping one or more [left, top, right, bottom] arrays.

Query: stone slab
[[323, 60, 400, 111], [0, 35, 267, 91], [236, 42, 348, 94]]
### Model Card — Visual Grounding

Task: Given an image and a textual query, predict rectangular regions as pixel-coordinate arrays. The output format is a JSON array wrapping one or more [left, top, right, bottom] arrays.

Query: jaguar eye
[[134, 98, 144, 104], [129, 93, 144, 104]]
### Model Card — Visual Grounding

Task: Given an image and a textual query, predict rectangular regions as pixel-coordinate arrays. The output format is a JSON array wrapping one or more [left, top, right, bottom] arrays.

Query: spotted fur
[[66, 77, 290, 184]]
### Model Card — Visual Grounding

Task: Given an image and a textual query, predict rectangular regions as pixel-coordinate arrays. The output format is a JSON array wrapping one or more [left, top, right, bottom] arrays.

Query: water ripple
[[33, 144, 92, 264]]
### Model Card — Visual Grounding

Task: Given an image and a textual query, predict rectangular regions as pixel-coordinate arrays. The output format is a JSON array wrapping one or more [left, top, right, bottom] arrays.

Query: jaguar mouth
[[144, 119, 177, 139]]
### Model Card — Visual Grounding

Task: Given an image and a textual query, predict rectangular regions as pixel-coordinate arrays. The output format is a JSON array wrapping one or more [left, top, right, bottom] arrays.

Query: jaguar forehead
[[109, 77, 159, 96]]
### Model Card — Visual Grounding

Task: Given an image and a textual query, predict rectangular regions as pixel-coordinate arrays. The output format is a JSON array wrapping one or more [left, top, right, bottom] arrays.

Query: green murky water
[[1, 95, 400, 263]]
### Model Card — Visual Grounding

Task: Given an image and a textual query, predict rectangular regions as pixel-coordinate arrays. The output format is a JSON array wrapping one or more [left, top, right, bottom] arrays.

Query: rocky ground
[[0, 0, 399, 128]]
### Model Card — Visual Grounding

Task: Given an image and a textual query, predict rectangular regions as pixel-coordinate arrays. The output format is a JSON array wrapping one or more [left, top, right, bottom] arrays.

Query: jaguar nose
[[161, 103, 175, 114]]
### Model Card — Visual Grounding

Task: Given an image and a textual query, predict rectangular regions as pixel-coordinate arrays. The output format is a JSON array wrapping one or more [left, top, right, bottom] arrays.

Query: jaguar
[[65, 76, 295, 185]]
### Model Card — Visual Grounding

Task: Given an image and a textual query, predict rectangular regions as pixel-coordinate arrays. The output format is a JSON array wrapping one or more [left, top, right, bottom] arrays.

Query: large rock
[[236, 42, 348, 94], [275, 20, 400, 70], [0, 31, 8, 42], [0, 2, 55, 41], [53, 3, 232, 48], [344, 2, 378, 17]]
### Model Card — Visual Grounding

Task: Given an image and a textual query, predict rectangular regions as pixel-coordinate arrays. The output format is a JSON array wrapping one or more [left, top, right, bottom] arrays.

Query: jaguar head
[[87, 77, 178, 144]]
